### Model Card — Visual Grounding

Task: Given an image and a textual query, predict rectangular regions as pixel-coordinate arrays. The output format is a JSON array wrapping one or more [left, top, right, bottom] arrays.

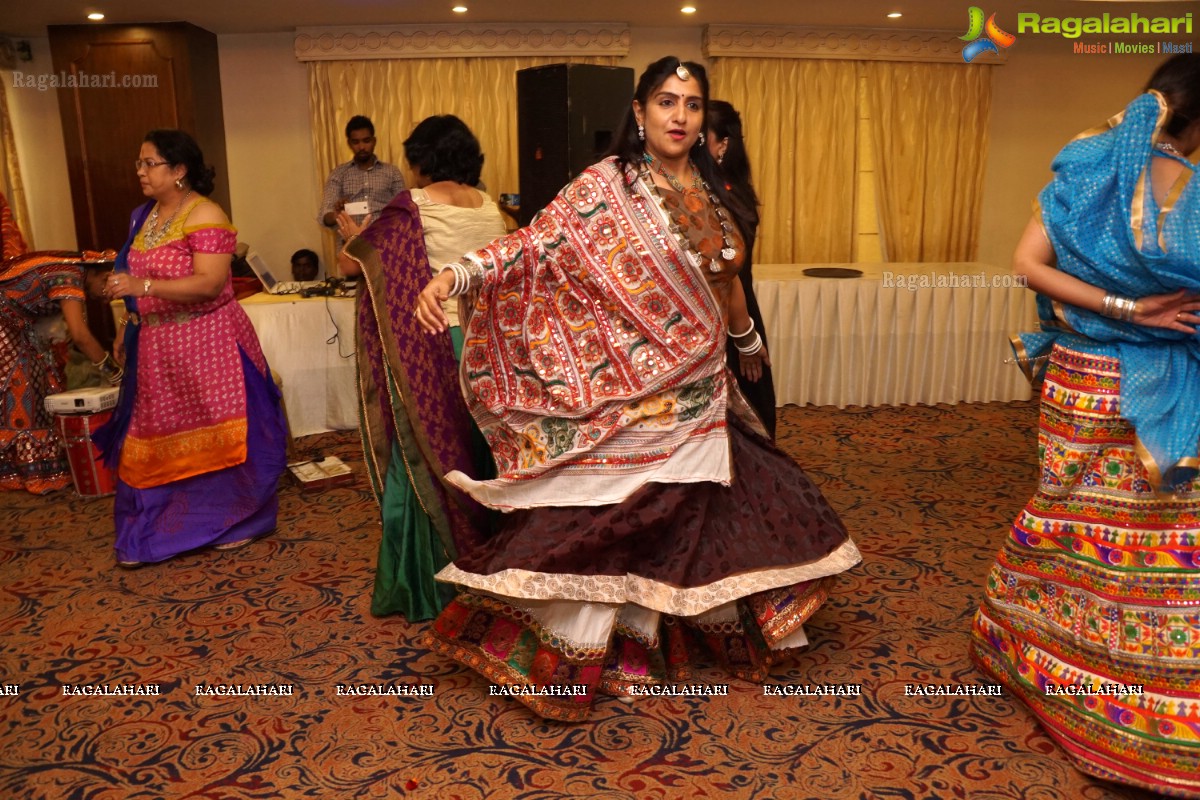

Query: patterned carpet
[[0, 402, 1162, 800]]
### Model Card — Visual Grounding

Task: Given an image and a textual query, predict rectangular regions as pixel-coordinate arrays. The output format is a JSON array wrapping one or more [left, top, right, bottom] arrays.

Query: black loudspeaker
[[516, 64, 635, 226]]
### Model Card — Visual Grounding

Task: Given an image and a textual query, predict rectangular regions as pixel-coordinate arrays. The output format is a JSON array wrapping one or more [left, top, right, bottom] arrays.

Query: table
[[239, 293, 358, 436], [752, 263, 1040, 408]]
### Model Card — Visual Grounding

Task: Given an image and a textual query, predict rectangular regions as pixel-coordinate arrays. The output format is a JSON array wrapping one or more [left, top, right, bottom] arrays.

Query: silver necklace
[[142, 191, 193, 249], [639, 160, 737, 273], [1157, 141, 1184, 157]]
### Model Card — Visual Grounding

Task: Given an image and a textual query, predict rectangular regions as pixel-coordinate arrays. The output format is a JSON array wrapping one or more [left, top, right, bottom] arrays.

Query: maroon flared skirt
[[424, 419, 861, 720]]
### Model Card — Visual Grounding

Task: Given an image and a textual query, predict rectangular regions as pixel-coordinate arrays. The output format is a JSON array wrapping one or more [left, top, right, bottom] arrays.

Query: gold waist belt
[[126, 310, 203, 327]]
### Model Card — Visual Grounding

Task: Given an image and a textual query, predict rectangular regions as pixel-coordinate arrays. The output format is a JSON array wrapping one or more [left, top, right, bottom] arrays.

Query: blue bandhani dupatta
[[93, 201, 153, 468], [1017, 91, 1200, 488]]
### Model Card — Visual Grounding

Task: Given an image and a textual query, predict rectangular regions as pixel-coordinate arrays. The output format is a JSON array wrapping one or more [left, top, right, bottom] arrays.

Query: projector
[[44, 386, 120, 415]]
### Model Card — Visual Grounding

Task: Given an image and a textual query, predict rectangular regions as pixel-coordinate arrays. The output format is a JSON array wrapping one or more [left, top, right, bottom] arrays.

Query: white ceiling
[[1, 0, 1195, 38]]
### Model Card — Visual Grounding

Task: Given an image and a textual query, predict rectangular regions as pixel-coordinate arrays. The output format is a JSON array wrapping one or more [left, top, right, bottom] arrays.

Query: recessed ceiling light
[[87, 12, 105, 20], [886, 12, 902, 18], [681, 6, 697, 13], [452, 5, 467, 12]]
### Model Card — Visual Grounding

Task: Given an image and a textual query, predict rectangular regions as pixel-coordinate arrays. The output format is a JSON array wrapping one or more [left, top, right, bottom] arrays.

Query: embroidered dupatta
[[447, 157, 732, 510], [1017, 91, 1200, 488], [347, 191, 490, 557]]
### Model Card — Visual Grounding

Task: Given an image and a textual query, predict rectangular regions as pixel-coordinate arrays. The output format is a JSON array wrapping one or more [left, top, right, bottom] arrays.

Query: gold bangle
[[142, 278, 152, 297]]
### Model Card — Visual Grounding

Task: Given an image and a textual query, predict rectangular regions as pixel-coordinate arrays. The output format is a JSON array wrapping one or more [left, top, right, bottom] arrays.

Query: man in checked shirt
[[319, 115, 406, 240]]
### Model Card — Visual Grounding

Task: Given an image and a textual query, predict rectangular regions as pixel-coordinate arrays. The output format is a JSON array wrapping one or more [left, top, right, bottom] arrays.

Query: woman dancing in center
[[414, 57, 861, 720]]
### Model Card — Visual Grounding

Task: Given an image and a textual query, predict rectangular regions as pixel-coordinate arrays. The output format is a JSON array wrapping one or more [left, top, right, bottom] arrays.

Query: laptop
[[246, 252, 322, 295]]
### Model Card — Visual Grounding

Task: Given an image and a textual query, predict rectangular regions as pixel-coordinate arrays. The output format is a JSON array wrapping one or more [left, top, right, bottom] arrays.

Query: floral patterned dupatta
[[446, 158, 731, 510]]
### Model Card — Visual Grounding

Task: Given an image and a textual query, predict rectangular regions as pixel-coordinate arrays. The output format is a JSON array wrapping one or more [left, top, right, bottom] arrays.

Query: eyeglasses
[[134, 159, 170, 171]]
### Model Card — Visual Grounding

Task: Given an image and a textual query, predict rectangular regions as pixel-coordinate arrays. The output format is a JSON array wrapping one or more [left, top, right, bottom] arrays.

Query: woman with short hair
[[339, 114, 507, 621], [707, 99, 776, 438]]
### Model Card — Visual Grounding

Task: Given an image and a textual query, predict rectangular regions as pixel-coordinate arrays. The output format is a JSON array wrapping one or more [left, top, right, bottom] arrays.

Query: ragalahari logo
[[960, 7, 1017, 62]]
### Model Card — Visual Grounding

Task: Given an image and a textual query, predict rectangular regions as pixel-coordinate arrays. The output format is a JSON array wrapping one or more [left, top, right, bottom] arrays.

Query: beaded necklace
[[645, 152, 701, 194], [639, 155, 737, 272], [142, 191, 193, 249]]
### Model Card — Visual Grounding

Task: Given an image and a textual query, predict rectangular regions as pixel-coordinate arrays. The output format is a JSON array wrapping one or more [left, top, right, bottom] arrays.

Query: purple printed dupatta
[[348, 191, 489, 557]]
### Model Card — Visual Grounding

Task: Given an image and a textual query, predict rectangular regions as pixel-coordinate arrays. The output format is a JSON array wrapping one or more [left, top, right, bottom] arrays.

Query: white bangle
[[729, 319, 755, 338], [445, 264, 467, 297], [735, 332, 763, 355]]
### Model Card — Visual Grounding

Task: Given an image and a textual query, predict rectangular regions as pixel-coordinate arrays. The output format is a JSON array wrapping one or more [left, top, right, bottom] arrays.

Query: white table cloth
[[240, 293, 358, 436], [753, 263, 1040, 408]]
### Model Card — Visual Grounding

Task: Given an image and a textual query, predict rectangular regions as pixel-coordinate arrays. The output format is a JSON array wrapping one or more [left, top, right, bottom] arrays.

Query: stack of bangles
[[445, 263, 470, 297], [1100, 293, 1139, 321], [444, 261, 483, 298], [729, 319, 763, 356], [91, 352, 124, 385]]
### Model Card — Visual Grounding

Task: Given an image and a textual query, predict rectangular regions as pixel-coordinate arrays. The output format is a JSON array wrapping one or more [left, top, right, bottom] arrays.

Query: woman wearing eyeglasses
[[94, 129, 287, 567]]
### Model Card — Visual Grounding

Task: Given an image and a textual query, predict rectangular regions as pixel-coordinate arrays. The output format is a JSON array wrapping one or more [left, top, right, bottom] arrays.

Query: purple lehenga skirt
[[112, 349, 287, 564]]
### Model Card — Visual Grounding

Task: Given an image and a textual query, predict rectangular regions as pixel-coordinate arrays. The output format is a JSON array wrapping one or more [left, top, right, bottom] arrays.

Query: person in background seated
[[290, 249, 320, 282], [1, 250, 118, 494], [1, 192, 28, 260], [339, 114, 506, 622]]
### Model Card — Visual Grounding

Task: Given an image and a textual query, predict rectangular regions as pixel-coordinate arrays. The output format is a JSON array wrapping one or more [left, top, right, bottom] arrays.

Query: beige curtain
[[864, 62, 991, 262], [0, 82, 31, 248], [711, 58, 859, 264], [309, 56, 616, 268]]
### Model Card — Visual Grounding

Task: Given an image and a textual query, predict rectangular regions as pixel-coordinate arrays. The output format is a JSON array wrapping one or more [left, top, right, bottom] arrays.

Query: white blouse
[[413, 187, 507, 327]]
